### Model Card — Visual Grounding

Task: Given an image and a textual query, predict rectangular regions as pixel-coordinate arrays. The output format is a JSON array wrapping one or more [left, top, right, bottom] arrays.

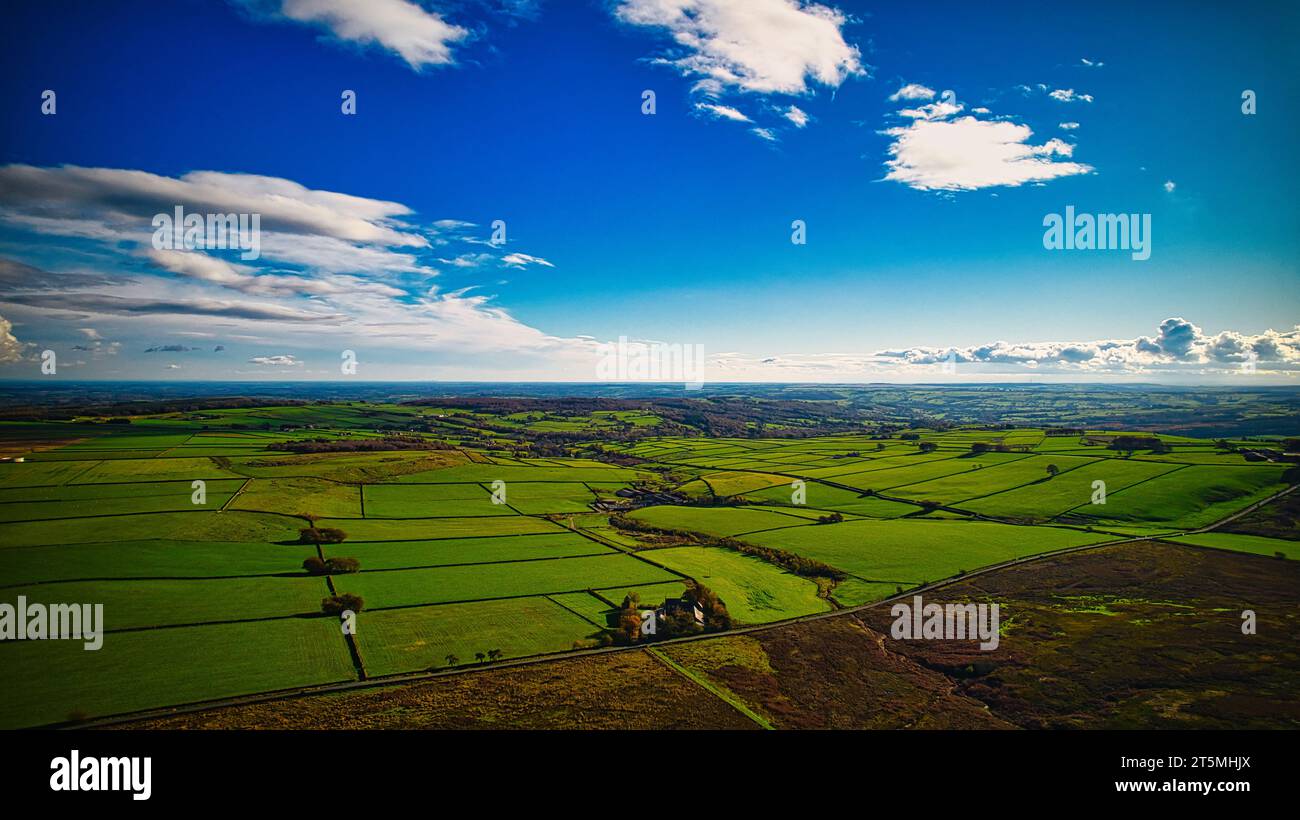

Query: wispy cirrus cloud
[[500, 252, 554, 269], [694, 102, 752, 122]]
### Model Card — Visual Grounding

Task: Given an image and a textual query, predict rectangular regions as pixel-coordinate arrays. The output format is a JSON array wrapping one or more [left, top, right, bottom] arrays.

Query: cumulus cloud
[[233, 0, 469, 70], [889, 82, 935, 102], [783, 105, 810, 127], [883, 114, 1093, 192], [1163, 180, 1176, 193], [898, 98, 963, 121], [1048, 88, 1094, 103], [0, 315, 24, 363], [614, 0, 863, 95], [877, 318, 1300, 374]]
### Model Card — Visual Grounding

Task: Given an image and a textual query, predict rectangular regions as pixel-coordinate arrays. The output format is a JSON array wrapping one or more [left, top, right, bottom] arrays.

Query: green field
[[642, 546, 831, 623], [0, 407, 1293, 728]]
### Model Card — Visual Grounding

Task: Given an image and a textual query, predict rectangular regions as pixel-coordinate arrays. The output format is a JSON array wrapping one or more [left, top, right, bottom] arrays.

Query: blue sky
[[0, 0, 1296, 383]]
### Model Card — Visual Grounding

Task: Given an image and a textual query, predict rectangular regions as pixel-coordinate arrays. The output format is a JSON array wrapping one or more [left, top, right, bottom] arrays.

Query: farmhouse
[[656, 596, 704, 626]]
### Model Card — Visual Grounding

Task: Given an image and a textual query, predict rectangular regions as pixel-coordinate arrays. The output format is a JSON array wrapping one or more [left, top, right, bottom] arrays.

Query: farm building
[[656, 596, 704, 625]]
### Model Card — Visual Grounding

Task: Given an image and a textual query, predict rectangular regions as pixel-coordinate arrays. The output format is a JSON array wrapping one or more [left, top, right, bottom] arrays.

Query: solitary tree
[[1046, 464, 1060, 477], [445, 654, 459, 667], [487, 649, 502, 662], [475, 652, 486, 664]]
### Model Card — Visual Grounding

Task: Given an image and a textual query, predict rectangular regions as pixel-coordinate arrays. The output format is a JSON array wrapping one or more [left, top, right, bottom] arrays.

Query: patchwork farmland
[[0, 402, 1296, 728]]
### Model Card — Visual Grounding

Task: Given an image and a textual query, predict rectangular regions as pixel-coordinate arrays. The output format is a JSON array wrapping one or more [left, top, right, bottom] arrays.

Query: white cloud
[[1059, 121, 1079, 130], [883, 114, 1093, 192], [899, 99, 963, 121], [783, 105, 810, 127], [0, 164, 425, 248], [874, 318, 1300, 374], [614, 0, 863, 95], [750, 126, 779, 141], [1079, 57, 1104, 68], [235, 0, 469, 70], [500, 253, 555, 269], [889, 83, 935, 102], [0, 164, 582, 374], [1163, 180, 1177, 193], [695, 102, 752, 122], [248, 354, 303, 367], [1049, 88, 1094, 103], [0, 315, 23, 363]]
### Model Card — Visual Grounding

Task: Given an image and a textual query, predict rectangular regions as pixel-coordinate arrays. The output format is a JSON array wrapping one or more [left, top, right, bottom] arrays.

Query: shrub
[[326, 556, 361, 573], [321, 593, 364, 615], [299, 527, 348, 544], [303, 556, 361, 575]]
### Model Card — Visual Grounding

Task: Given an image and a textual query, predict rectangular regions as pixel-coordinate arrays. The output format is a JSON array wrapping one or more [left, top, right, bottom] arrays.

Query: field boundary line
[[47, 483, 1300, 730], [645, 646, 773, 730], [220, 478, 252, 512]]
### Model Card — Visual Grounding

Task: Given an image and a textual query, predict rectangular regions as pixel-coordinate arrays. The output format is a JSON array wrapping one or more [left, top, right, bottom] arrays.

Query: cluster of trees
[[299, 526, 348, 545], [815, 512, 845, 524], [270, 437, 454, 453], [968, 441, 1032, 454], [1109, 435, 1171, 453], [321, 593, 363, 615], [608, 583, 733, 646], [442, 650, 503, 666], [302, 556, 361, 575], [688, 582, 732, 632], [723, 538, 845, 581]]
